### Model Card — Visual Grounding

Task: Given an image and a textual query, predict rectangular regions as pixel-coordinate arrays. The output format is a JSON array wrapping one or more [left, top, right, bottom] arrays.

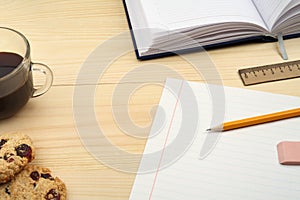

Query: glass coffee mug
[[0, 27, 53, 119]]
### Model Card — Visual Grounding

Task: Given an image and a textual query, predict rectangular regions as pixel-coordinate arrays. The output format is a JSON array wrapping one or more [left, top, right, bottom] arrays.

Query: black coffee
[[0, 52, 33, 119], [0, 52, 23, 78]]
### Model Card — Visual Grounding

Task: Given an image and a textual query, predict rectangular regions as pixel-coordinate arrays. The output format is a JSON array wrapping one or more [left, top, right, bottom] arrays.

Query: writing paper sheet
[[130, 78, 300, 200]]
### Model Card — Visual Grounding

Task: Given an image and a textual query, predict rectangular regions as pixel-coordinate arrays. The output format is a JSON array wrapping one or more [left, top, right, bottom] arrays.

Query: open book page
[[271, 0, 300, 34], [140, 0, 268, 32], [129, 78, 300, 200], [126, 0, 270, 56], [251, 0, 293, 31]]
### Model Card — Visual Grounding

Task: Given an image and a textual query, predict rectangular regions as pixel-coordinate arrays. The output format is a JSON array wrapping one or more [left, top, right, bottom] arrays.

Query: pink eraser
[[277, 141, 300, 165]]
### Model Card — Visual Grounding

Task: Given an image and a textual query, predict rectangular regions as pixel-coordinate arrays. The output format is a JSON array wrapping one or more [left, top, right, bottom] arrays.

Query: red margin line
[[148, 80, 184, 200]]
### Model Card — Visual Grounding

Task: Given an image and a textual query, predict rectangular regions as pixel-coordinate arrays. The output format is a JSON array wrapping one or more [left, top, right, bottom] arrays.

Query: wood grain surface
[[0, 1, 300, 199]]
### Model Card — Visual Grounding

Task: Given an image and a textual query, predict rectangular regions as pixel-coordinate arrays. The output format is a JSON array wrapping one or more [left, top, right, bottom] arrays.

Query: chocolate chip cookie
[[0, 132, 35, 184], [0, 181, 11, 200], [8, 165, 67, 200]]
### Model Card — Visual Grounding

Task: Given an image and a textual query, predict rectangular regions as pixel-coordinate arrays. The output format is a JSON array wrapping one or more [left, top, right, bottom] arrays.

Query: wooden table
[[1, 1, 300, 199]]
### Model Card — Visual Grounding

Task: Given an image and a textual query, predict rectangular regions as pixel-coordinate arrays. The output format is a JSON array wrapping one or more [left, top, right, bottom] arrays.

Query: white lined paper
[[130, 78, 300, 200]]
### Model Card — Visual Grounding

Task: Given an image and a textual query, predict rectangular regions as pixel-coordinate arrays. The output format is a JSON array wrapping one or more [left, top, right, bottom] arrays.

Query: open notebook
[[123, 0, 300, 59], [129, 79, 300, 200]]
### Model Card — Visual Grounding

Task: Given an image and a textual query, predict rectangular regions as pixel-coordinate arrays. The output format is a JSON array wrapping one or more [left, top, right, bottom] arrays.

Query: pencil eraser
[[277, 141, 300, 165]]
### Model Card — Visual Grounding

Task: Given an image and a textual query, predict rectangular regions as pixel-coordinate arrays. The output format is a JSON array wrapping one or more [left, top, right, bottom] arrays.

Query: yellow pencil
[[207, 108, 300, 132]]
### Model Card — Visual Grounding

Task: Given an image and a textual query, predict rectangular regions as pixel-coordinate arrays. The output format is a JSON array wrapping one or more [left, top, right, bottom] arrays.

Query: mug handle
[[31, 62, 53, 98]]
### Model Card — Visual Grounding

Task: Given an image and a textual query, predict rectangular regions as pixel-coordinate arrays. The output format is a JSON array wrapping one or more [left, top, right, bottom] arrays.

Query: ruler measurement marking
[[239, 60, 300, 86]]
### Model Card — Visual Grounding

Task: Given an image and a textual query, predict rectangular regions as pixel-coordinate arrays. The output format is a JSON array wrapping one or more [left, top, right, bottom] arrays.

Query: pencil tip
[[206, 125, 224, 132]]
